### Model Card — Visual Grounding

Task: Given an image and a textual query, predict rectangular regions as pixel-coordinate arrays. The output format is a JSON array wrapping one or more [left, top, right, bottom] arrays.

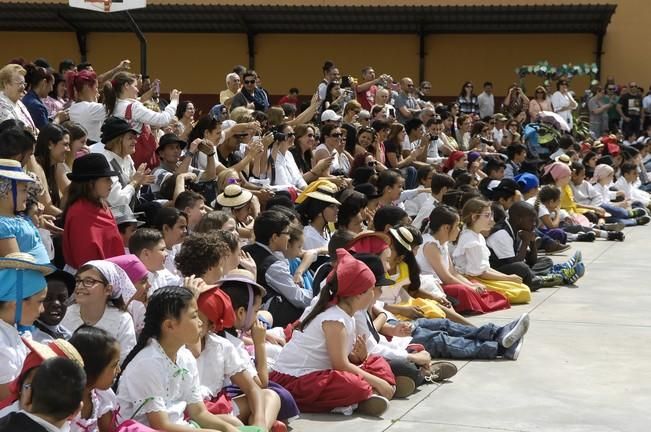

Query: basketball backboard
[[69, 0, 146, 13]]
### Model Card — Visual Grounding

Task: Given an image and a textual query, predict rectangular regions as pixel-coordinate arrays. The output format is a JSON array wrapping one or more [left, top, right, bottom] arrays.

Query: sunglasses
[[244, 80, 256, 84], [234, 133, 249, 138], [422, 86, 432, 90], [286, 132, 296, 137], [329, 133, 343, 138], [407, 84, 414, 87]]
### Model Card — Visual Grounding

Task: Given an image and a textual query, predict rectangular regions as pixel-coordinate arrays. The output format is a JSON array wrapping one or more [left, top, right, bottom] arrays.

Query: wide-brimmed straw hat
[[0, 252, 55, 275], [0, 159, 35, 183], [216, 184, 253, 208]]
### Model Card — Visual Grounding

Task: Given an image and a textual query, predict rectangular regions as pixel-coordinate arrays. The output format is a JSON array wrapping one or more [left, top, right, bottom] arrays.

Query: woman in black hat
[[61, 153, 124, 272]]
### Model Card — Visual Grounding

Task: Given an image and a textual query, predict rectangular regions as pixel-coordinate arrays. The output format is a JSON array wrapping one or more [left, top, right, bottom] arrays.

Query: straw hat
[[0, 159, 35, 183], [218, 269, 266, 297], [389, 226, 414, 251], [305, 182, 340, 206], [216, 184, 253, 208], [0, 252, 55, 275]]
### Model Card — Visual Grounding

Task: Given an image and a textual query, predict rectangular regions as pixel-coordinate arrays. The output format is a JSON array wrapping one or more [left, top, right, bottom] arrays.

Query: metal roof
[[0, 3, 616, 34]]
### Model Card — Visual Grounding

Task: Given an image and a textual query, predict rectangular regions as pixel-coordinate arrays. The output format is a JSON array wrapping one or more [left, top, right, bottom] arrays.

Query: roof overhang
[[0, 3, 616, 34]]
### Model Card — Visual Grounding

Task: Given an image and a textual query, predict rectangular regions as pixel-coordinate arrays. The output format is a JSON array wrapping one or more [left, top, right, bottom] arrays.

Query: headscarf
[[443, 150, 465, 172], [542, 161, 571, 181], [326, 249, 375, 303], [83, 260, 136, 300], [197, 287, 236, 332], [106, 255, 148, 284], [593, 164, 614, 182], [347, 231, 391, 255]]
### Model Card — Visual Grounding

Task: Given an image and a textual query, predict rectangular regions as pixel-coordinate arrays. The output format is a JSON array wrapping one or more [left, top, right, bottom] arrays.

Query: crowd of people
[[0, 55, 650, 432]]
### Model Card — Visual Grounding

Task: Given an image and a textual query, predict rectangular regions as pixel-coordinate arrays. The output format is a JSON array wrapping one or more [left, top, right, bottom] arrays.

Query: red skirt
[[204, 393, 233, 415], [443, 283, 510, 314], [269, 355, 394, 413]]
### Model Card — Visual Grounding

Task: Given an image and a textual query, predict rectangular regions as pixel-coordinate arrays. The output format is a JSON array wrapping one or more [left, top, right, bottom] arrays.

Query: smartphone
[[153, 81, 160, 94]]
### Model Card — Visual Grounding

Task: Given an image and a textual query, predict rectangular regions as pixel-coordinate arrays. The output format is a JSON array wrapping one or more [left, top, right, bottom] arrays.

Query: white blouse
[[273, 151, 307, 190], [273, 306, 355, 377], [302, 224, 329, 250], [117, 339, 203, 427], [452, 229, 491, 276], [69, 101, 106, 143], [415, 233, 447, 283], [0, 320, 28, 385], [61, 304, 136, 364], [70, 389, 117, 432], [112, 98, 178, 133], [197, 333, 249, 398]]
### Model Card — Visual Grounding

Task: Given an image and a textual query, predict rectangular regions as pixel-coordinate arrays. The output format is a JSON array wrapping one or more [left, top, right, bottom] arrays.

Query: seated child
[[452, 198, 531, 305], [0, 357, 86, 432], [270, 249, 396, 417], [117, 286, 242, 432], [33, 270, 75, 342]]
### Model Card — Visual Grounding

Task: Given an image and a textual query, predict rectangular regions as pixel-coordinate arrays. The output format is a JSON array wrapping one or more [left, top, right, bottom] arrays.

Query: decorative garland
[[515, 61, 599, 80]]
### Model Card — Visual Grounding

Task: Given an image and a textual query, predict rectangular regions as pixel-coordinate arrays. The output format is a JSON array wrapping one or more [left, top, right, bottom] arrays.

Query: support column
[[418, 31, 426, 84], [595, 32, 605, 82], [125, 11, 148, 77]]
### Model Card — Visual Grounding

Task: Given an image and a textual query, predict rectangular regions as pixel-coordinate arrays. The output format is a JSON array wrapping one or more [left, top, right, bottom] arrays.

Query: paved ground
[[289, 226, 650, 432]]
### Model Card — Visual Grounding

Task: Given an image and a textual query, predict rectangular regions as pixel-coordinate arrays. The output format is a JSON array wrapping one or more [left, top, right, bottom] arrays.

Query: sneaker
[[576, 232, 596, 242], [636, 215, 651, 226], [632, 208, 647, 218], [607, 231, 625, 241], [394, 376, 416, 398], [561, 262, 585, 284], [357, 395, 389, 417], [601, 222, 625, 232], [531, 273, 564, 289], [424, 361, 458, 383], [503, 337, 524, 360], [498, 313, 530, 349]]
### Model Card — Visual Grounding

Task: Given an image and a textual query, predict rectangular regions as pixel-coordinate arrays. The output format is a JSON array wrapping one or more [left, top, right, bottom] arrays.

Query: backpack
[[125, 103, 159, 171]]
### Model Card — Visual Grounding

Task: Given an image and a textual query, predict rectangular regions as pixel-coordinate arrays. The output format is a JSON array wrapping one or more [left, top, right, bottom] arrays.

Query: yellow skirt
[[394, 297, 447, 320], [469, 277, 531, 304]]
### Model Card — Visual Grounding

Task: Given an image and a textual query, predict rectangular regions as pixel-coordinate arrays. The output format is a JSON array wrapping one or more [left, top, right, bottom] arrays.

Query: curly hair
[[175, 232, 230, 277]]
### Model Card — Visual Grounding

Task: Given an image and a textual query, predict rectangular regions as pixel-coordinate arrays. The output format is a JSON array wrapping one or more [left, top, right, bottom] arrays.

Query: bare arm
[[96, 60, 131, 85]]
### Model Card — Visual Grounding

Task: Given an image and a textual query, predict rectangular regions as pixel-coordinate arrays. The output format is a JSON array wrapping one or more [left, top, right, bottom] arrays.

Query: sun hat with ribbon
[[304, 182, 340, 206], [0, 338, 84, 409], [216, 269, 266, 330], [389, 226, 415, 251], [0, 159, 35, 213], [295, 180, 339, 205], [0, 252, 55, 331], [216, 184, 253, 209]]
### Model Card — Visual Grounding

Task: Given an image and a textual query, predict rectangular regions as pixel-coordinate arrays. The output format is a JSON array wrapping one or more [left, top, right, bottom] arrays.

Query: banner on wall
[[69, 0, 146, 13]]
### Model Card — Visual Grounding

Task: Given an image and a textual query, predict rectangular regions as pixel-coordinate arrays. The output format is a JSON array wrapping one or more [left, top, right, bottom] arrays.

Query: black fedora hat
[[100, 116, 138, 143], [67, 153, 118, 181], [156, 133, 187, 153], [354, 182, 382, 200]]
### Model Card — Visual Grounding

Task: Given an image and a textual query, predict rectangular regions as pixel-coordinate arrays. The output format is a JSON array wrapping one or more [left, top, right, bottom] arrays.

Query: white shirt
[[273, 305, 355, 377], [112, 98, 178, 133], [570, 180, 602, 206], [117, 339, 203, 427], [197, 333, 249, 398], [615, 176, 650, 206], [273, 151, 307, 190], [148, 268, 182, 297], [411, 197, 439, 231], [355, 311, 409, 362], [643, 94, 651, 115], [486, 222, 517, 260], [492, 127, 504, 146], [593, 182, 618, 204], [103, 150, 137, 209], [452, 229, 491, 276], [70, 389, 117, 432], [477, 91, 495, 119], [164, 245, 181, 277], [550, 91, 576, 128], [302, 224, 329, 250], [0, 320, 28, 384], [404, 186, 433, 217], [69, 101, 106, 142], [61, 304, 136, 364], [415, 234, 447, 283]]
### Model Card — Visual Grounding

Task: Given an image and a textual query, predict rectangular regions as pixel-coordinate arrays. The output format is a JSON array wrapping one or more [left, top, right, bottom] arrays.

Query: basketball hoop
[[69, 0, 146, 13]]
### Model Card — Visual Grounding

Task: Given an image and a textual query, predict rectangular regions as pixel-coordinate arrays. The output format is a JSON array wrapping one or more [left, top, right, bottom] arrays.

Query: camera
[[273, 132, 287, 142]]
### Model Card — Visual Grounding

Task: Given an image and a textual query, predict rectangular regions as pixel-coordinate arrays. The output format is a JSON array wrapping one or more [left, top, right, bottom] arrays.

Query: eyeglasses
[[329, 133, 343, 138], [75, 278, 106, 288], [465, 85, 473, 88], [244, 80, 256, 84], [12, 79, 26, 87], [607, 87, 616, 91], [479, 211, 493, 219]]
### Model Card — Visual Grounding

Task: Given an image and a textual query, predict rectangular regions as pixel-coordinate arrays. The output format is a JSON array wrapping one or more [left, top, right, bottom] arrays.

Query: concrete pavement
[[289, 226, 651, 432]]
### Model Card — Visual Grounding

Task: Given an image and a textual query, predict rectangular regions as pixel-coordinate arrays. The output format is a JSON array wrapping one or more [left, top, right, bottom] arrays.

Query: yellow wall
[[1, 0, 650, 97]]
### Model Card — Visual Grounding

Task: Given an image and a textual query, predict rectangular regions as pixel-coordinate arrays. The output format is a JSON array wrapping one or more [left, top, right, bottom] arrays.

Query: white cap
[[321, 109, 342, 123]]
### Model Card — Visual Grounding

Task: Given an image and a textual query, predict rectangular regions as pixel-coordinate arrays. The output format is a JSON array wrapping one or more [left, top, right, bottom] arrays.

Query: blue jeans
[[409, 318, 501, 360], [600, 203, 636, 226], [401, 166, 418, 190]]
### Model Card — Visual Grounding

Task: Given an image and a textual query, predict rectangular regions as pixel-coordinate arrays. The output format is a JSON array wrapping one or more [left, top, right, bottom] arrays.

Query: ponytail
[[117, 286, 194, 386], [65, 69, 97, 102], [298, 276, 339, 331], [102, 71, 136, 115], [391, 234, 421, 293]]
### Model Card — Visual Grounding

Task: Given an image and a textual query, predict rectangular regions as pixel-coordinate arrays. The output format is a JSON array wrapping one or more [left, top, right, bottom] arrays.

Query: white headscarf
[[84, 260, 136, 301]]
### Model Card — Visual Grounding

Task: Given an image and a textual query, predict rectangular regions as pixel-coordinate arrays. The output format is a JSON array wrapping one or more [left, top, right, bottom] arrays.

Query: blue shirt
[[0, 215, 50, 264], [21, 90, 49, 130]]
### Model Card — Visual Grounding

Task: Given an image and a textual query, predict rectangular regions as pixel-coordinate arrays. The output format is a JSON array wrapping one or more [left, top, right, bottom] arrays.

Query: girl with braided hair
[[117, 286, 241, 431]]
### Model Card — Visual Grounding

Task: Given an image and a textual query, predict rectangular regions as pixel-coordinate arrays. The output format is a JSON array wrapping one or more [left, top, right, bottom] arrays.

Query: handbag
[[112, 397, 159, 432], [125, 103, 159, 171]]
